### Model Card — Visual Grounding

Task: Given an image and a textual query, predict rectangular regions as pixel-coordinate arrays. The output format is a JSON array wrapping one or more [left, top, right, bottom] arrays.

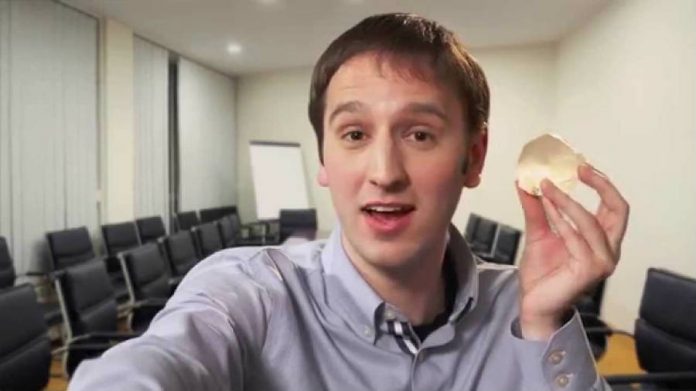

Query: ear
[[463, 127, 488, 189], [317, 165, 329, 187]]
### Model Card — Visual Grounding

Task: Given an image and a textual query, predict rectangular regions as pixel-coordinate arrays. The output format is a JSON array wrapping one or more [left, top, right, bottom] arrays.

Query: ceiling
[[61, 0, 610, 76]]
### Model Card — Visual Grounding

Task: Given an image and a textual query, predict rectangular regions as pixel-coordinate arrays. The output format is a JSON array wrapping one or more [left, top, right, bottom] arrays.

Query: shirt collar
[[321, 226, 383, 329], [320, 224, 479, 332]]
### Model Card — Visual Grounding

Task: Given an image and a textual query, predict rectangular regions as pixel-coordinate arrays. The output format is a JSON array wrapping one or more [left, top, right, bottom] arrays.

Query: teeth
[[366, 206, 407, 212]]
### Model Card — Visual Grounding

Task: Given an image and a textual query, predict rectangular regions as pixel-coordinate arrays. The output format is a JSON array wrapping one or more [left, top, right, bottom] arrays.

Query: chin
[[356, 236, 427, 271]]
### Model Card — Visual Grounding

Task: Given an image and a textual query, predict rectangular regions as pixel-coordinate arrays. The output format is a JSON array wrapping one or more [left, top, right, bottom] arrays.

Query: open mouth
[[360, 203, 415, 233], [361, 204, 415, 217]]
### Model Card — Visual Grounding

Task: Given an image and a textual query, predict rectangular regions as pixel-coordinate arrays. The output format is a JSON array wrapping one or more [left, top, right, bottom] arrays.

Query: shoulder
[[174, 241, 326, 302]]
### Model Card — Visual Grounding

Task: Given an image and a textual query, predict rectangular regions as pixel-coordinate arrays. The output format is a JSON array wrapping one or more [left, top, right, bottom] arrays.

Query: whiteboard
[[249, 141, 310, 220]]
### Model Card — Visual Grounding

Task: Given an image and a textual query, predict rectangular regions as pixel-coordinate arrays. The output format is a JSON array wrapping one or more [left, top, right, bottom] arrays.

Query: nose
[[367, 134, 409, 192]]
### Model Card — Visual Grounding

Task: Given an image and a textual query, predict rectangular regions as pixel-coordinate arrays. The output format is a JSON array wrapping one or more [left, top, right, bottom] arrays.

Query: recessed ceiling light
[[227, 43, 243, 54], [257, 0, 280, 5]]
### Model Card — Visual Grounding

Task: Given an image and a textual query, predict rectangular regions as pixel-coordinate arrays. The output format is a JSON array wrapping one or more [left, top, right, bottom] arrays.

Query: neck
[[342, 234, 448, 326]]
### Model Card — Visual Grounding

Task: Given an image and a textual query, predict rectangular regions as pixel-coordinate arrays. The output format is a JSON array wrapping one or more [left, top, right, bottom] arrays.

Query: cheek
[[410, 158, 465, 203], [324, 159, 364, 200]]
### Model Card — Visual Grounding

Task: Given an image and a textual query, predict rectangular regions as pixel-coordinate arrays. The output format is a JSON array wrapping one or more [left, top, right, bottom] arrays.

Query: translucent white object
[[517, 134, 586, 196]]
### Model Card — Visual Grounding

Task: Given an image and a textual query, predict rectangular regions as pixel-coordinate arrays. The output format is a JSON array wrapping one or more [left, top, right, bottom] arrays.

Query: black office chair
[[135, 216, 167, 244], [587, 268, 696, 390], [279, 208, 318, 242], [55, 259, 163, 375], [46, 226, 97, 271], [161, 231, 200, 279], [199, 205, 237, 223], [120, 244, 171, 331], [193, 222, 224, 258], [0, 284, 52, 390], [464, 213, 482, 243], [175, 211, 200, 231], [469, 217, 498, 257], [102, 221, 141, 257], [0, 236, 64, 329], [480, 225, 521, 265], [47, 226, 129, 305], [101, 222, 141, 301], [218, 215, 239, 248], [0, 237, 16, 290], [122, 244, 172, 301]]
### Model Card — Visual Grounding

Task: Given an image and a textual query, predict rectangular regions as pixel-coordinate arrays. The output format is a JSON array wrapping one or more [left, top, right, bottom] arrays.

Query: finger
[[540, 196, 594, 263], [540, 179, 614, 263], [578, 164, 630, 248], [515, 182, 551, 242]]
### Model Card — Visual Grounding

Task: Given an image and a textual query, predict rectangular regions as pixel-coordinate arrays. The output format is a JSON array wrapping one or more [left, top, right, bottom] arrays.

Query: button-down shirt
[[69, 225, 609, 391]]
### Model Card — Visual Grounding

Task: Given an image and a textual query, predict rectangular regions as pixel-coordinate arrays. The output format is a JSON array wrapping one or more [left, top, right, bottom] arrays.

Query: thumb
[[516, 182, 551, 242]]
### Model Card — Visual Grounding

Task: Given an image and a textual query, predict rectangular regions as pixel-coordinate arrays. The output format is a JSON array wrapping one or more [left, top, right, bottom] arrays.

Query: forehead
[[325, 52, 459, 107]]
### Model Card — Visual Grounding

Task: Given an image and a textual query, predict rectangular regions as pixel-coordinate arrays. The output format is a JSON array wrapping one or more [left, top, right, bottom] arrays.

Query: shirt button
[[385, 309, 396, 320], [363, 326, 373, 338], [547, 350, 566, 365], [555, 373, 570, 388]]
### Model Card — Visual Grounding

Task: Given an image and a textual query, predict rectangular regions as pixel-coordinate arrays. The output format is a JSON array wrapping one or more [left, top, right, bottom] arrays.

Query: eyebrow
[[403, 102, 449, 123], [328, 101, 365, 125], [327, 100, 449, 125]]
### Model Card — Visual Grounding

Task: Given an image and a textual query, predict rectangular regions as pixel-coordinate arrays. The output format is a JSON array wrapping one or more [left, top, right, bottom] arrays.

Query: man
[[70, 13, 629, 391]]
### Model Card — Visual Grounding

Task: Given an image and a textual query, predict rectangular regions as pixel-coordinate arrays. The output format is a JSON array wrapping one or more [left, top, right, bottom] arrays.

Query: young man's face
[[318, 53, 486, 271]]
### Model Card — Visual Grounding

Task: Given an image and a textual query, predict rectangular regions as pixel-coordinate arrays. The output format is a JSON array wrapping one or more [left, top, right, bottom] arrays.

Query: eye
[[406, 129, 434, 143], [343, 129, 366, 142], [413, 131, 430, 142]]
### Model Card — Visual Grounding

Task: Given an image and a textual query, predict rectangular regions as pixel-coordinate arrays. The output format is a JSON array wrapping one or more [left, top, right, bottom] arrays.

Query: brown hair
[[308, 13, 490, 163]]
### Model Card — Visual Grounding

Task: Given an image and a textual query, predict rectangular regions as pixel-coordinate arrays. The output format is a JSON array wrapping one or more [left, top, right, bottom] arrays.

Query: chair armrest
[[48, 269, 66, 281], [132, 298, 167, 309], [24, 270, 49, 277], [607, 371, 696, 385]]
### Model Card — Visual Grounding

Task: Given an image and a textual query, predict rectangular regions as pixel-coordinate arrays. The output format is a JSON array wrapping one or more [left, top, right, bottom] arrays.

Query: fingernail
[[583, 162, 607, 178], [540, 178, 552, 193]]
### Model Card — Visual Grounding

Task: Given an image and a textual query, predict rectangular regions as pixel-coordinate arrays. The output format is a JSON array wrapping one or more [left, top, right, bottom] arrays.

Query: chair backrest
[[162, 231, 200, 277], [122, 244, 171, 301], [635, 268, 696, 374], [193, 222, 224, 258], [0, 284, 51, 391], [0, 236, 16, 289], [464, 214, 481, 243], [136, 216, 166, 244], [491, 225, 521, 265], [46, 226, 95, 271], [470, 218, 498, 254], [102, 221, 141, 257], [279, 209, 318, 241], [175, 211, 200, 231], [58, 260, 118, 337], [218, 216, 238, 248], [199, 205, 237, 223]]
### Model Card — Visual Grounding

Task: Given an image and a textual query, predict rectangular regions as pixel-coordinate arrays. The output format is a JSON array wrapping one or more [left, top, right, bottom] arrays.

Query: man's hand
[[515, 163, 629, 340]]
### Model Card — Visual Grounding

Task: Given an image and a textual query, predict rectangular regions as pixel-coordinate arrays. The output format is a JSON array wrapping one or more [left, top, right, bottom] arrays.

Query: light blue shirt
[[69, 225, 609, 390]]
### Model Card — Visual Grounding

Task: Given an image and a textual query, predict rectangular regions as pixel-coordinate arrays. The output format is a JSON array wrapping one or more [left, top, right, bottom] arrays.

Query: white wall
[[235, 46, 557, 232], [555, 0, 696, 330], [235, 69, 333, 228], [101, 19, 135, 223], [178, 58, 237, 212], [452, 45, 557, 233]]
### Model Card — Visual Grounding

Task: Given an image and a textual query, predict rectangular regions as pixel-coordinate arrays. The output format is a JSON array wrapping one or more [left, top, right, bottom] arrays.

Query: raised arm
[[69, 257, 272, 391]]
